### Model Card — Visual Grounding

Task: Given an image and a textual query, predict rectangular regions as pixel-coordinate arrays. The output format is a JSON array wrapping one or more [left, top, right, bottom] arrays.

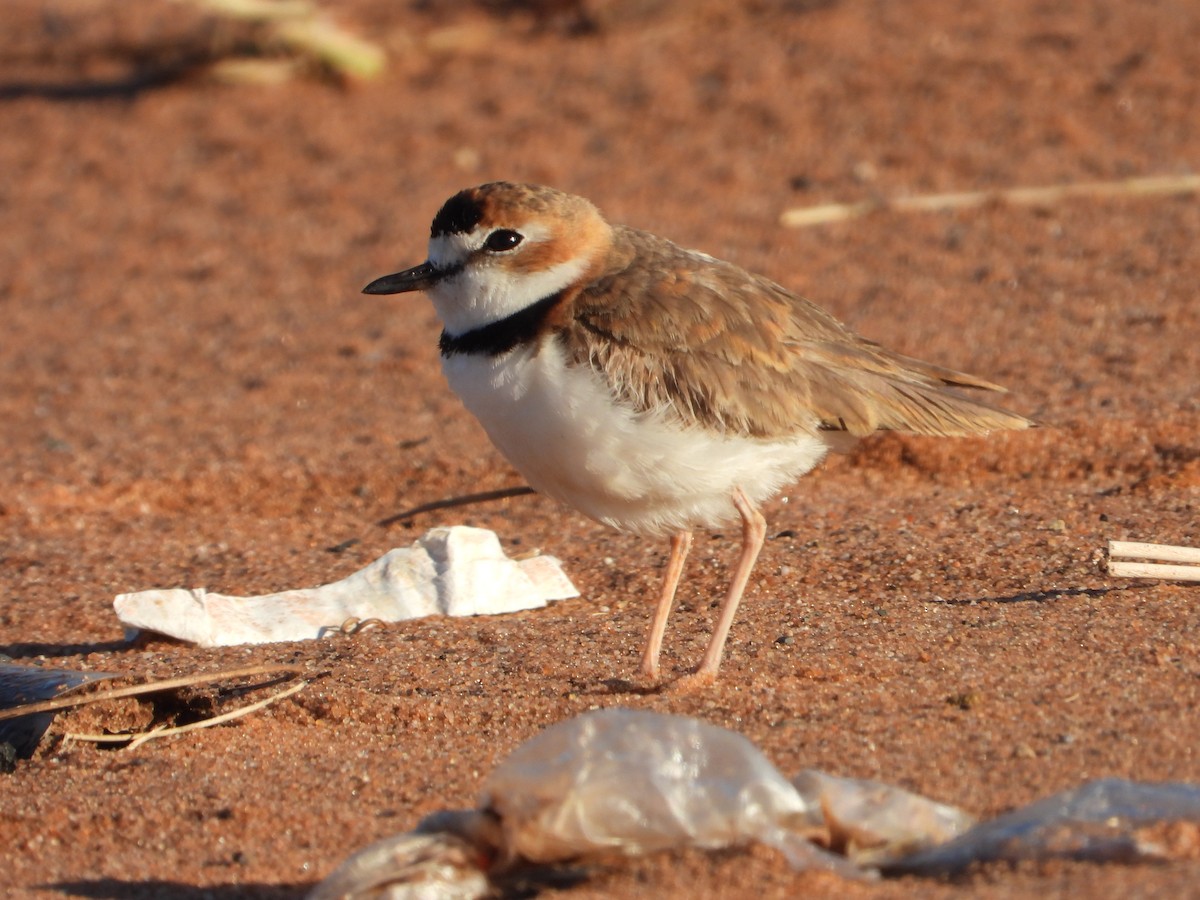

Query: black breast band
[[439, 291, 565, 357]]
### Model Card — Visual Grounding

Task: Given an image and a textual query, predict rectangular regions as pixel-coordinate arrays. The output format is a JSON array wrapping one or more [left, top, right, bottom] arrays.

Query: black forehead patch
[[430, 189, 485, 238]]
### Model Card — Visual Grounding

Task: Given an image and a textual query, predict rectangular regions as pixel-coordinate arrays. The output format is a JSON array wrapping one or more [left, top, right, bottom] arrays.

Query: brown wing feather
[[558, 226, 1032, 440]]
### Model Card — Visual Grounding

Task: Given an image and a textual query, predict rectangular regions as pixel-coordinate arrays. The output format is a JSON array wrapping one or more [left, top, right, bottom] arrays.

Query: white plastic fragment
[[479, 708, 844, 872], [890, 778, 1200, 873], [308, 709, 862, 899], [306, 830, 490, 900], [308, 711, 1200, 898], [791, 769, 976, 864], [114, 527, 578, 647], [0, 663, 118, 757]]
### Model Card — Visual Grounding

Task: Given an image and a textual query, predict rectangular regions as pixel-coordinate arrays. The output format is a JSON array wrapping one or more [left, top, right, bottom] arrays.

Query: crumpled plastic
[[478, 708, 840, 871], [305, 830, 490, 900], [0, 663, 117, 757], [113, 526, 578, 647], [791, 768, 976, 865], [890, 778, 1200, 873], [309, 709, 1200, 899], [310, 709, 934, 898]]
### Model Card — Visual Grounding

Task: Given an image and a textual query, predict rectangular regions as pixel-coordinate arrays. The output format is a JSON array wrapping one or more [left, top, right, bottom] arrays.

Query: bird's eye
[[483, 229, 524, 252]]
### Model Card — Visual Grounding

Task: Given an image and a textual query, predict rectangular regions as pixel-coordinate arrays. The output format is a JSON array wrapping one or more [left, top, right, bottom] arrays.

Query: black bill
[[362, 261, 443, 295]]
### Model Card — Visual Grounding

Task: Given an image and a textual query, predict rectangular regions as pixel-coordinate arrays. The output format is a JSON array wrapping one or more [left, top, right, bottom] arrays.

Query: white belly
[[442, 339, 831, 536]]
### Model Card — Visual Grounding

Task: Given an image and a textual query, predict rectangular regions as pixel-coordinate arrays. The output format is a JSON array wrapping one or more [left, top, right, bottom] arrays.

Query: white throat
[[426, 231, 591, 336]]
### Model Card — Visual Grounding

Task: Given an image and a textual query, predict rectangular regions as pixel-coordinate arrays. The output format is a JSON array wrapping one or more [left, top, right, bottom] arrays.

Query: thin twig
[[780, 174, 1200, 227], [0, 663, 303, 722], [377, 486, 537, 528], [66, 679, 309, 749]]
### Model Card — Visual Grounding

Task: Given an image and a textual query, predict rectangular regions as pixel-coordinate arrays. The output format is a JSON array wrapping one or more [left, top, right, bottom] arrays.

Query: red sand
[[2, 1, 1198, 897]]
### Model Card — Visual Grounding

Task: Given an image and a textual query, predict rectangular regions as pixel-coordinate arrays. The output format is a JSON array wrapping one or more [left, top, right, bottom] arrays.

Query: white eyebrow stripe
[[429, 232, 483, 269], [428, 219, 552, 270]]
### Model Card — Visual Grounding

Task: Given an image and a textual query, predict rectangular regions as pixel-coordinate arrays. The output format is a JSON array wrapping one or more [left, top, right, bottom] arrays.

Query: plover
[[365, 182, 1032, 683]]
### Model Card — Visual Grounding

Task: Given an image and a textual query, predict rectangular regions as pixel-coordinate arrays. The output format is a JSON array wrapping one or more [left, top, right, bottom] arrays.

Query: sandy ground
[[1, 1, 1199, 897]]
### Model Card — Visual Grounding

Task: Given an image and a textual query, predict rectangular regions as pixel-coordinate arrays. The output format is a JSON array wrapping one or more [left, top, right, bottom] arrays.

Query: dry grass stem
[[0, 663, 303, 722], [66, 679, 309, 749], [178, 0, 385, 81], [781, 174, 1200, 227]]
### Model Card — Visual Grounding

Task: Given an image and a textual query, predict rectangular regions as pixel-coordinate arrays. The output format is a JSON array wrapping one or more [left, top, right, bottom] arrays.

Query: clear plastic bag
[[891, 778, 1200, 873], [309, 711, 1200, 899], [479, 708, 843, 871], [791, 768, 975, 864]]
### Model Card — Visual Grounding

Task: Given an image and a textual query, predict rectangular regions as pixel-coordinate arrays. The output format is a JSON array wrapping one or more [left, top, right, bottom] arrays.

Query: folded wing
[[560, 226, 1033, 441]]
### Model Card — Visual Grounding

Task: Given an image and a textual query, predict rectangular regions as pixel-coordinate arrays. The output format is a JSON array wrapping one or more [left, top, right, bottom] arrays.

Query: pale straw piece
[[1107, 540, 1200, 583]]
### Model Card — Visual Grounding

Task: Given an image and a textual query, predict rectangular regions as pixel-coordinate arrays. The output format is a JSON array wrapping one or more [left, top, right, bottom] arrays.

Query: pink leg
[[639, 531, 693, 679], [694, 487, 767, 679]]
